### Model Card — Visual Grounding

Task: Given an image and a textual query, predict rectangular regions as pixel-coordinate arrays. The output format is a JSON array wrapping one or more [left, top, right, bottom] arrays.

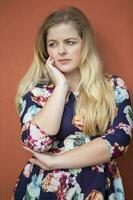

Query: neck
[[65, 69, 81, 92]]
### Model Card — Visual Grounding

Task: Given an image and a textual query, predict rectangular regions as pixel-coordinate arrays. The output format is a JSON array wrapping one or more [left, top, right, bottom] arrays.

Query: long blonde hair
[[16, 6, 116, 136]]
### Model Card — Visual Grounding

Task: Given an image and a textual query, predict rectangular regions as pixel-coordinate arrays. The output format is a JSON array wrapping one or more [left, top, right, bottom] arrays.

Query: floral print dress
[[13, 75, 133, 200]]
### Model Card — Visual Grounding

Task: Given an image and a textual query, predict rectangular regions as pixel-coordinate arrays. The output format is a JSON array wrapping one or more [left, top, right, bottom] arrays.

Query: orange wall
[[1, 0, 133, 199]]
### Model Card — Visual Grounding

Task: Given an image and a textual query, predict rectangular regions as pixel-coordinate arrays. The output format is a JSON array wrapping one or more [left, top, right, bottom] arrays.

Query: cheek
[[47, 49, 56, 59], [73, 48, 82, 63]]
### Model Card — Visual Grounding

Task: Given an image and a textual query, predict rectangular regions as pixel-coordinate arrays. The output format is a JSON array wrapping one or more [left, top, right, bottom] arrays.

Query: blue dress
[[13, 75, 133, 200]]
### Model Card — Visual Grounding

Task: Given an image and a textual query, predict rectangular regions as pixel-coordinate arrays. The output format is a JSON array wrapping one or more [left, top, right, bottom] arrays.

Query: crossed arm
[[23, 137, 111, 170], [20, 77, 133, 170]]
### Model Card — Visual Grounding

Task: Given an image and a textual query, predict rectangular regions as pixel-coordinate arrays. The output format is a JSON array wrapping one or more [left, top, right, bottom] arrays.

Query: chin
[[57, 67, 71, 73], [56, 64, 77, 73]]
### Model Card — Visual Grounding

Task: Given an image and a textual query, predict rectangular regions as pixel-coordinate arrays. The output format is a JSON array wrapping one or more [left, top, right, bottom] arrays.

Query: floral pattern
[[13, 75, 133, 199]]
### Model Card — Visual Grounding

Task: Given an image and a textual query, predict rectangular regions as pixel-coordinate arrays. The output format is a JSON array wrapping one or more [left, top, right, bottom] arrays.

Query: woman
[[13, 6, 133, 200]]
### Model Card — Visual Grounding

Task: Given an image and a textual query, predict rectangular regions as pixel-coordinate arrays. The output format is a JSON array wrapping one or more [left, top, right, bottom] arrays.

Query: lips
[[58, 59, 71, 64], [58, 59, 71, 61]]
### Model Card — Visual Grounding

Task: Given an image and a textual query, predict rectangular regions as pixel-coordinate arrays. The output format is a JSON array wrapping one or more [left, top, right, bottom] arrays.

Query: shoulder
[[105, 74, 127, 89], [22, 82, 55, 107], [105, 74, 130, 104], [31, 82, 55, 97], [18, 82, 55, 118]]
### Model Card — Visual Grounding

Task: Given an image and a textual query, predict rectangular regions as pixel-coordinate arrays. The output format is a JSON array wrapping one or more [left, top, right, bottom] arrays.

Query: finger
[[29, 158, 50, 170], [23, 146, 35, 154], [54, 151, 65, 156], [23, 146, 39, 158], [46, 57, 54, 67], [47, 58, 57, 73], [45, 59, 54, 77]]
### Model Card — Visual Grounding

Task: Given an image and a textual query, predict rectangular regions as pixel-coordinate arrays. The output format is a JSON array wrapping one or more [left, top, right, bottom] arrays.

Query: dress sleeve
[[102, 76, 133, 159], [18, 84, 55, 152]]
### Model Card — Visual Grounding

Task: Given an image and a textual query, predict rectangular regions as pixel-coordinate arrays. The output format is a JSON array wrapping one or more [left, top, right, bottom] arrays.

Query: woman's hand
[[46, 57, 69, 89], [23, 146, 56, 170]]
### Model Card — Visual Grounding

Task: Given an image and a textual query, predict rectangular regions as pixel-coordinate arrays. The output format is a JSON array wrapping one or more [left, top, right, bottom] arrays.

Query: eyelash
[[67, 41, 76, 45], [48, 41, 76, 47]]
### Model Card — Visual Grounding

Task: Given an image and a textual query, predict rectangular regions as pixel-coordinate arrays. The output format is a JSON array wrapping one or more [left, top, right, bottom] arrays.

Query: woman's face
[[46, 23, 83, 74]]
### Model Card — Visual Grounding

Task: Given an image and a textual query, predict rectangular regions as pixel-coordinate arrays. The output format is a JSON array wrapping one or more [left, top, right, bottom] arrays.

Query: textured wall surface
[[0, 0, 133, 199]]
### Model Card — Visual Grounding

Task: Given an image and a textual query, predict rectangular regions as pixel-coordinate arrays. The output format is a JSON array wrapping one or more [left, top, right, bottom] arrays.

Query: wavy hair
[[16, 6, 116, 136]]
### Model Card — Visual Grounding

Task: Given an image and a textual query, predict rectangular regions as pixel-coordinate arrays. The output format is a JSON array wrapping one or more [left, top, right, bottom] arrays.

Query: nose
[[58, 43, 67, 55]]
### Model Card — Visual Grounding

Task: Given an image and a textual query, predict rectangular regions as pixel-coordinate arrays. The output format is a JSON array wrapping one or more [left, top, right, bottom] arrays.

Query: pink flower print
[[116, 77, 127, 89], [31, 96, 47, 107], [23, 163, 33, 178], [42, 170, 71, 200]]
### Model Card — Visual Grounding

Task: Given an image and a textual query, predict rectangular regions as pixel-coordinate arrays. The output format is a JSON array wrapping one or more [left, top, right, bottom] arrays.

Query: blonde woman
[[13, 6, 133, 200]]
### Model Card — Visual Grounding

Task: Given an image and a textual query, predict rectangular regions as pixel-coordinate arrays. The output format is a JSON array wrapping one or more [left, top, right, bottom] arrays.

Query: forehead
[[47, 23, 80, 40]]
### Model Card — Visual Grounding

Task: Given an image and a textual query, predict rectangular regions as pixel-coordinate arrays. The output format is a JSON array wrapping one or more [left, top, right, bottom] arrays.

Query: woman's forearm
[[53, 137, 111, 169], [32, 84, 68, 135]]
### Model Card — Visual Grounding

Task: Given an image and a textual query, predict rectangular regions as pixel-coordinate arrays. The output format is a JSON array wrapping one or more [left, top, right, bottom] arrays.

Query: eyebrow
[[47, 37, 79, 43]]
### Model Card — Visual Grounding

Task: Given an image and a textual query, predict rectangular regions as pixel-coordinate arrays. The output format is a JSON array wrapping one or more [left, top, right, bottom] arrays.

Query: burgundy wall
[[0, 0, 133, 199]]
